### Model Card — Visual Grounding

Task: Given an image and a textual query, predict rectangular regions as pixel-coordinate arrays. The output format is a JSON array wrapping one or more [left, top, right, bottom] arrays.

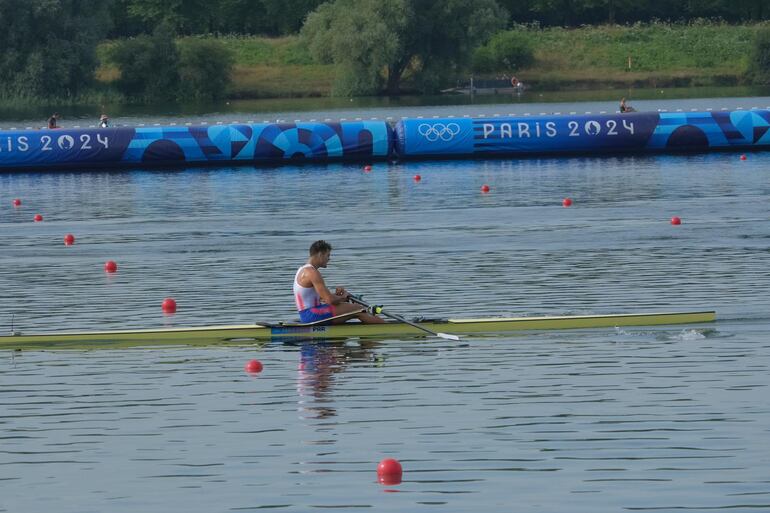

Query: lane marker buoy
[[104, 260, 118, 273], [162, 297, 177, 314], [377, 458, 403, 485], [481, 184, 490, 193], [245, 359, 263, 373], [671, 216, 682, 225], [64, 234, 75, 245], [562, 198, 573, 207]]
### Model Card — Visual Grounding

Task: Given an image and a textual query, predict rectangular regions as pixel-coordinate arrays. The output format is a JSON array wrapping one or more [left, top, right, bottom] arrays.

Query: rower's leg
[[331, 302, 385, 324], [354, 310, 385, 324]]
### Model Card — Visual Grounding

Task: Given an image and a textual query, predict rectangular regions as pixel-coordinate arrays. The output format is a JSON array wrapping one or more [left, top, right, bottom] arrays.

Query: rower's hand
[[335, 287, 350, 299]]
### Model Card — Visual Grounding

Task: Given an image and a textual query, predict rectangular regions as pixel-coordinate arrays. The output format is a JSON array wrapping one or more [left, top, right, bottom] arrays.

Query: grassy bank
[[523, 21, 758, 89], [216, 36, 334, 98], [90, 22, 762, 99], [95, 36, 335, 99]]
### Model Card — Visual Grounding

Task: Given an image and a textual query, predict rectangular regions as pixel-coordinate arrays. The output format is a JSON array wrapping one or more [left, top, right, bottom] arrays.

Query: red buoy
[[161, 297, 177, 314], [363, 165, 373, 172], [64, 233, 75, 245], [562, 198, 573, 207], [413, 174, 422, 182], [480, 184, 490, 193], [104, 260, 118, 273], [377, 458, 403, 485], [245, 359, 263, 373], [33, 214, 43, 222], [740, 154, 747, 160], [12, 198, 21, 207], [670, 216, 682, 225]]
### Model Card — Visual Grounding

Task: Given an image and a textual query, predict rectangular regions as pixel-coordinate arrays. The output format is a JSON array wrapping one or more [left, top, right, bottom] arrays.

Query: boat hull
[[0, 311, 716, 350]]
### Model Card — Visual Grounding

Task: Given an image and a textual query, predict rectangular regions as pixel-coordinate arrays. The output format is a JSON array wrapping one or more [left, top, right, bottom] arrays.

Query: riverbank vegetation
[[748, 26, 770, 84], [2, 0, 770, 106], [521, 21, 760, 89], [104, 26, 234, 102], [155, 22, 765, 98]]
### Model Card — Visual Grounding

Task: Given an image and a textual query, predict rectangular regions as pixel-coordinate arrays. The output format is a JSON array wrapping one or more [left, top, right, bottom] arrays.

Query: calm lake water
[[2, 95, 770, 512]]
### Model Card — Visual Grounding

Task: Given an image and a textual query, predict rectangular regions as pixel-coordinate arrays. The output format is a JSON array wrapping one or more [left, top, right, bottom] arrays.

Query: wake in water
[[671, 328, 707, 341], [613, 326, 709, 341]]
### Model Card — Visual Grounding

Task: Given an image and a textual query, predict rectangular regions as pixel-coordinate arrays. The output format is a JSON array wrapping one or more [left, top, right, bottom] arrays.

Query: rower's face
[[318, 251, 331, 268]]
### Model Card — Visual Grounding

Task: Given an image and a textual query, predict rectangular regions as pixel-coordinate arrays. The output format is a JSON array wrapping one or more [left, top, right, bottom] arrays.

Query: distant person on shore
[[99, 114, 109, 128], [619, 97, 636, 113], [47, 113, 59, 129]]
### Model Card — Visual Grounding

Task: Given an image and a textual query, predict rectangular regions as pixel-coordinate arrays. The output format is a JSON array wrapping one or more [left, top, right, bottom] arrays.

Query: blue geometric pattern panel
[[2, 111, 770, 171], [394, 110, 770, 157], [0, 121, 392, 170]]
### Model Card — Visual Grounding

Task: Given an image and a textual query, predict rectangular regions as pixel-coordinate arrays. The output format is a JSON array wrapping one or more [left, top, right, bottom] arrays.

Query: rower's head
[[309, 240, 332, 267]]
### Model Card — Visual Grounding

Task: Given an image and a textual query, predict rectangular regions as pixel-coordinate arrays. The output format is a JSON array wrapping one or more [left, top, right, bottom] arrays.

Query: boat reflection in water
[[292, 339, 383, 420]]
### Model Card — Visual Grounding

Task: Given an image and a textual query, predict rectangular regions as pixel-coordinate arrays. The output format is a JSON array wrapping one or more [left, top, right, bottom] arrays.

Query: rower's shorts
[[298, 304, 335, 324]]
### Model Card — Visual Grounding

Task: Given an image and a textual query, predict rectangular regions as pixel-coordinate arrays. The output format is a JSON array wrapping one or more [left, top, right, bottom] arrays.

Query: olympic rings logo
[[417, 122, 461, 142]]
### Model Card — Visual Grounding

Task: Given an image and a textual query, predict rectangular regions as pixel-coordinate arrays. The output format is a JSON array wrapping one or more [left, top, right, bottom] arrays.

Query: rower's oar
[[349, 295, 461, 341]]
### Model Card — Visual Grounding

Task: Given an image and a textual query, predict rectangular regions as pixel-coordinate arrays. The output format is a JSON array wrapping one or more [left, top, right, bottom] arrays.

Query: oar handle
[[348, 295, 382, 314]]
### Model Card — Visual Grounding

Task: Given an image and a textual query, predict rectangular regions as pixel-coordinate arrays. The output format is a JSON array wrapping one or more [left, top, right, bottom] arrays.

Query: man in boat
[[619, 97, 636, 113], [294, 240, 384, 325]]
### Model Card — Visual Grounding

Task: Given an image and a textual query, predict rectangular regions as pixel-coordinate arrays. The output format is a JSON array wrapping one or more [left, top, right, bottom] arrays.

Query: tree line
[[1, 0, 769, 103], [108, 0, 768, 36]]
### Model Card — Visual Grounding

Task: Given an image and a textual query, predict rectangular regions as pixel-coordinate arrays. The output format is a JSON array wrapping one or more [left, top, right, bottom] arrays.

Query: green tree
[[0, 0, 113, 99], [112, 0, 326, 37], [472, 46, 497, 73], [301, 0, 507, 96], [496, 0, 770, 26], [489, 31, 535, 70], [177, 38, 234, 101], [124, 0, 216, 34], [260, 0, 326, 35], [108, 24, 180, 102], [109, 0, 149, 37], [472, 30, 534, 74]]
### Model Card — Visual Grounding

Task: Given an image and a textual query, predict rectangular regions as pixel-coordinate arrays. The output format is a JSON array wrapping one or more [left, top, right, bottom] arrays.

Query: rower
[[619, 97, 636, 113], [294, 240, 384, 325]]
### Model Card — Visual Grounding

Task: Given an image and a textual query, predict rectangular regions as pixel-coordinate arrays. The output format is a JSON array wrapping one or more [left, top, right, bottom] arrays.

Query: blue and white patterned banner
[[395, 110, 770, 157], [2, 110, 770, 171], [0, 121, 392, 170]]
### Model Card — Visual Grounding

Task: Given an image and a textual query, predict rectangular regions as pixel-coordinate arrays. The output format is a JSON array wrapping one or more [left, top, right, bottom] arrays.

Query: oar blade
[[438, 332, 461, 341]]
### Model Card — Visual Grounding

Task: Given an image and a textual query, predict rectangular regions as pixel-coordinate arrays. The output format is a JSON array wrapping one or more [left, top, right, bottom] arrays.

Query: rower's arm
[[307, 268, 348, 305]]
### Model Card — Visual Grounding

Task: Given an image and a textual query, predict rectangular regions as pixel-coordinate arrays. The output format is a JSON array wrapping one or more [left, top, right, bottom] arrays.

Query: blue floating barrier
[[0, 110, 768, 171]]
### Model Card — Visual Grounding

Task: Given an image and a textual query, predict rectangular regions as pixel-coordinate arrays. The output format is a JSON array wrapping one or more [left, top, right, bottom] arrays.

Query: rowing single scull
[[0, 310, 716, 350]]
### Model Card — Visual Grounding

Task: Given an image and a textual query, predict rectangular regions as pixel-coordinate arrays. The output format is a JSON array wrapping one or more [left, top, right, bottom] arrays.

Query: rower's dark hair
[[309, 240, 332, 255]]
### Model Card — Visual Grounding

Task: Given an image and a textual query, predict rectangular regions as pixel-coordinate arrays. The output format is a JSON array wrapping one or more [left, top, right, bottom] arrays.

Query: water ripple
[[2, 150, 770, 512]]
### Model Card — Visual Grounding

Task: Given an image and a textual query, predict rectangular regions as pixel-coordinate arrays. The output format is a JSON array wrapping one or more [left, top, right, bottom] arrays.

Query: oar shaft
[[349, 295, 458, 340]]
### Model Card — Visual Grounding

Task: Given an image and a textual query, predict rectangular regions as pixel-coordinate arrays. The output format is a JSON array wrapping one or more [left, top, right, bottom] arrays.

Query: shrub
[[472, 46, 497, 73], [108, 26, 180, 102], [748, 26, 770, 85], [108, 28, 235, 103], [177, 38, 234, 101], [488, 31, 535, 71]]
